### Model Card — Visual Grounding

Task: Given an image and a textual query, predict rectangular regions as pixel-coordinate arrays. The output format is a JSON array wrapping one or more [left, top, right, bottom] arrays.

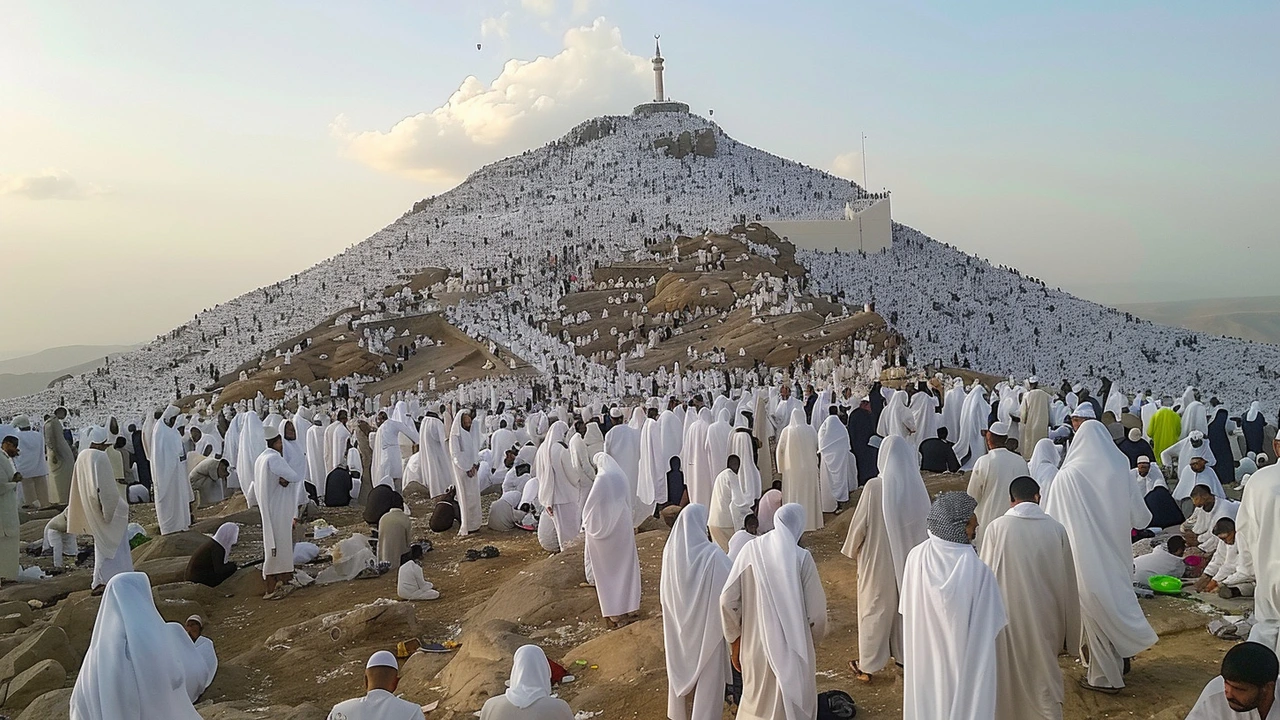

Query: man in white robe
[[418, 410, 454, 497], [375, 410, 418, 492], [1239, 438, 1280, 654], [966, 422, 1029, 548], [282, 420, 308, 511], [1018, 379, 1052, 460], [770, 385, 803, 441], [537, 422, 581, 549], [1186, 641, 1276, 720], [817, 405, 854, 511], [11, 416, 49, 508], [306, 413, 328, 500], [775, 408, 822, 532], [251, 426, 303, 599], [720, 503, 827, 720], [708, 456, 752, 551], [900, 492, 1007, 720], [603, 409, 648, 527], [841, 435, 928, 681], [327, 651, 426, 720], [979, 477, 1080, 720], [324, 410, 351, 475], [683, 409, 714, 507], [151, 406, 193, 535], [582, 454, 642, 624], [1044, 420, 1156, 692], [662, 503, 731, 720], [449, 410, 481, 536], [956, 385, 990, 470]]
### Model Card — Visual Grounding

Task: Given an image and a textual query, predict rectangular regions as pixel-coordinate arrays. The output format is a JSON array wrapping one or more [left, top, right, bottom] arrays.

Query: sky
[[2, 1, 1277, 358]]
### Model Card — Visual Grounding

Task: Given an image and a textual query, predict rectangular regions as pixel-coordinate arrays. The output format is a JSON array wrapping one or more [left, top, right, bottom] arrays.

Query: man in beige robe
[[0, 435, 21, 580], [979, 476, 1081, 720], [45, 408, 75, 504], [377, 506, 413, 570], [967, 422, 1029, 548], [1018, 379, 1052, 460]]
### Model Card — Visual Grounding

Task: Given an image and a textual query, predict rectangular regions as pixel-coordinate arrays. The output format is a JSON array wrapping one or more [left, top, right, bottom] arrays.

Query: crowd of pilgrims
[[5, 364, 1280, 719]]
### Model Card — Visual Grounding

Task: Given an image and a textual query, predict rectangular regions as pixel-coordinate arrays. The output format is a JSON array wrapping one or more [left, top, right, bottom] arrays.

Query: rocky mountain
[[3, 110, 1278, 420]]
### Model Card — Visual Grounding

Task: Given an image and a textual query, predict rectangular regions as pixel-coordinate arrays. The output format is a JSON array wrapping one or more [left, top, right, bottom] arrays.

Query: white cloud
[[831, 151, 863, 181], [522, 0, 556, 16], [480, 12, 511, 41], [0, 170, 104, 200], [332, 17, 650, 185]]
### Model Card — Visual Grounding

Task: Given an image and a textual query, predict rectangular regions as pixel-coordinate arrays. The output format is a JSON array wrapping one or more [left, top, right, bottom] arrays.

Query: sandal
[[1077, 677, 1120, 695], [464, 549, 481, 562], [480, 545, 500, 559], [849, 660, 872, 682]]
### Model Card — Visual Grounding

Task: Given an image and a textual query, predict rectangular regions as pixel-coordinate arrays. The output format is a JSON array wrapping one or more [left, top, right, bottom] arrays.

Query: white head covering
[[69, 573, 202, 720], [661, 503, 732, 698], [366, 650, 398, 670], [877, 436, 930, 587], [1070, 405, 1096, 420], [724, 502, 818, 720], [211, 523, 239, 564], [504, 645, 552, 709]]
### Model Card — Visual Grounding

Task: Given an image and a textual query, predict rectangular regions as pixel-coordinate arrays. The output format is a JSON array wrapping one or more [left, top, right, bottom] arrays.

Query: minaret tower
[[652, 35, 665, 102]]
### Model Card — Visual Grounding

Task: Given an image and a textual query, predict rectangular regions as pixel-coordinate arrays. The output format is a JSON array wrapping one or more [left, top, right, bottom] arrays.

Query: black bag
[[818, 689, 857, 719]]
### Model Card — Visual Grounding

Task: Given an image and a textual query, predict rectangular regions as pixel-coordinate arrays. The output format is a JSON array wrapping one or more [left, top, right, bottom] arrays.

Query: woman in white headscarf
[[662, 503, 732, 720], [236, 411, 266, 498], [816, 407, 854, 512], [841, 435, 928, 681], [1044, 421, 1155, 691], [882, 390, 918, 440], [720, 504, 827, 720], [582, 453, 642, 625], [775, 408, 822, 532], [683, 409, 714, 507], [604, 407, 648, 528], [70, 572, 203, 720], [1028, 439, 1062, 504], [479, 645, 573, 719], [536, 421, 581, 549], [730, 423, 763, 502]]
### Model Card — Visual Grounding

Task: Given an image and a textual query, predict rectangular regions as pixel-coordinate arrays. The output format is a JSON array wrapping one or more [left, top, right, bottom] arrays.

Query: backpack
[[818, 690, 857, 719]]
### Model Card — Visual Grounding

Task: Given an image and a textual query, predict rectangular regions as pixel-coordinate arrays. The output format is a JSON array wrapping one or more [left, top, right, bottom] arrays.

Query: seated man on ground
[[1186, 641, 1275, 719], [919, 427, 961, 473], [397, 544, 439, 601], [183, 614, 217, 702], [1196, 518, 1256, 600], [328, 651, 426, 719], [1134, 536, 1187, 586], [428, 488, 460, 533], [185, 523, 239, 588]]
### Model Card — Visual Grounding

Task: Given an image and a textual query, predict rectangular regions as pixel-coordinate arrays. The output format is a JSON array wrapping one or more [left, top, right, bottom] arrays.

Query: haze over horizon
[[3, 1, 1276, 358]]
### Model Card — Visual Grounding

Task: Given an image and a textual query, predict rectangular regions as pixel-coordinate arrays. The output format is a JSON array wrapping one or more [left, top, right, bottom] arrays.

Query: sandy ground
[[4, 468, 1238, 720]]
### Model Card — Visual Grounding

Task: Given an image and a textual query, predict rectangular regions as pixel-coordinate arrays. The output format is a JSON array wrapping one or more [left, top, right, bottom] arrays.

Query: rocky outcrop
[[653, 129, 716, 159], [3, 658, 66, 712]]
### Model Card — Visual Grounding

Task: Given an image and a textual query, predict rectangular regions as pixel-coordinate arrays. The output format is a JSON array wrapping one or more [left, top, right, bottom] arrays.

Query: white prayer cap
[[11, 415, 30, 430], [263, 426, 281, 442], [1128, 428, 1142, 442], [366, 650, 398, 670], [186, 614, 204, 627], [1028, 375, 1038, 384], [610, 407, 623, 419], [1071, 405, 1096, 420], [1189, 430, 1204, 441], [868, 436, 883, 448], [1136, 456, 1151, 465], [988, 421, 1010, 436], [88, 427, 110, 445], [1190, 447, 1208, 461]]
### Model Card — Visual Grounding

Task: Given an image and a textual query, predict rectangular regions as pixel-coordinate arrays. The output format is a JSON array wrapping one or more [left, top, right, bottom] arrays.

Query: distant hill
[[0, 344, 140, 401], [0, 344, 140, 375], [1116, 297, 1280, 346]]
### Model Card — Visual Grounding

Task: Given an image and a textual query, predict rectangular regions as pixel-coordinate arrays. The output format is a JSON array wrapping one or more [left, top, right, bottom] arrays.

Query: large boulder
[[219, 567, 265, 597], [0, 600, 34, 634], [136, 556, 191, 586], [49, 592, 101, 655], [431, 619, 530, 713], [132, 530, 210, 564], [16, 687, 72, 720], [198, 702, 326, 720], [0, 570, 90, 606], [264, 599, 418, 650], [3, 658, 66, 712], [0, 626, 77, 680]]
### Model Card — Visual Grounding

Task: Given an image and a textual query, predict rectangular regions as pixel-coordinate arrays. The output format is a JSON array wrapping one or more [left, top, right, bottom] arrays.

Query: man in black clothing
[[920, 427, 962, 473], [846, 397, 879, 485]]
